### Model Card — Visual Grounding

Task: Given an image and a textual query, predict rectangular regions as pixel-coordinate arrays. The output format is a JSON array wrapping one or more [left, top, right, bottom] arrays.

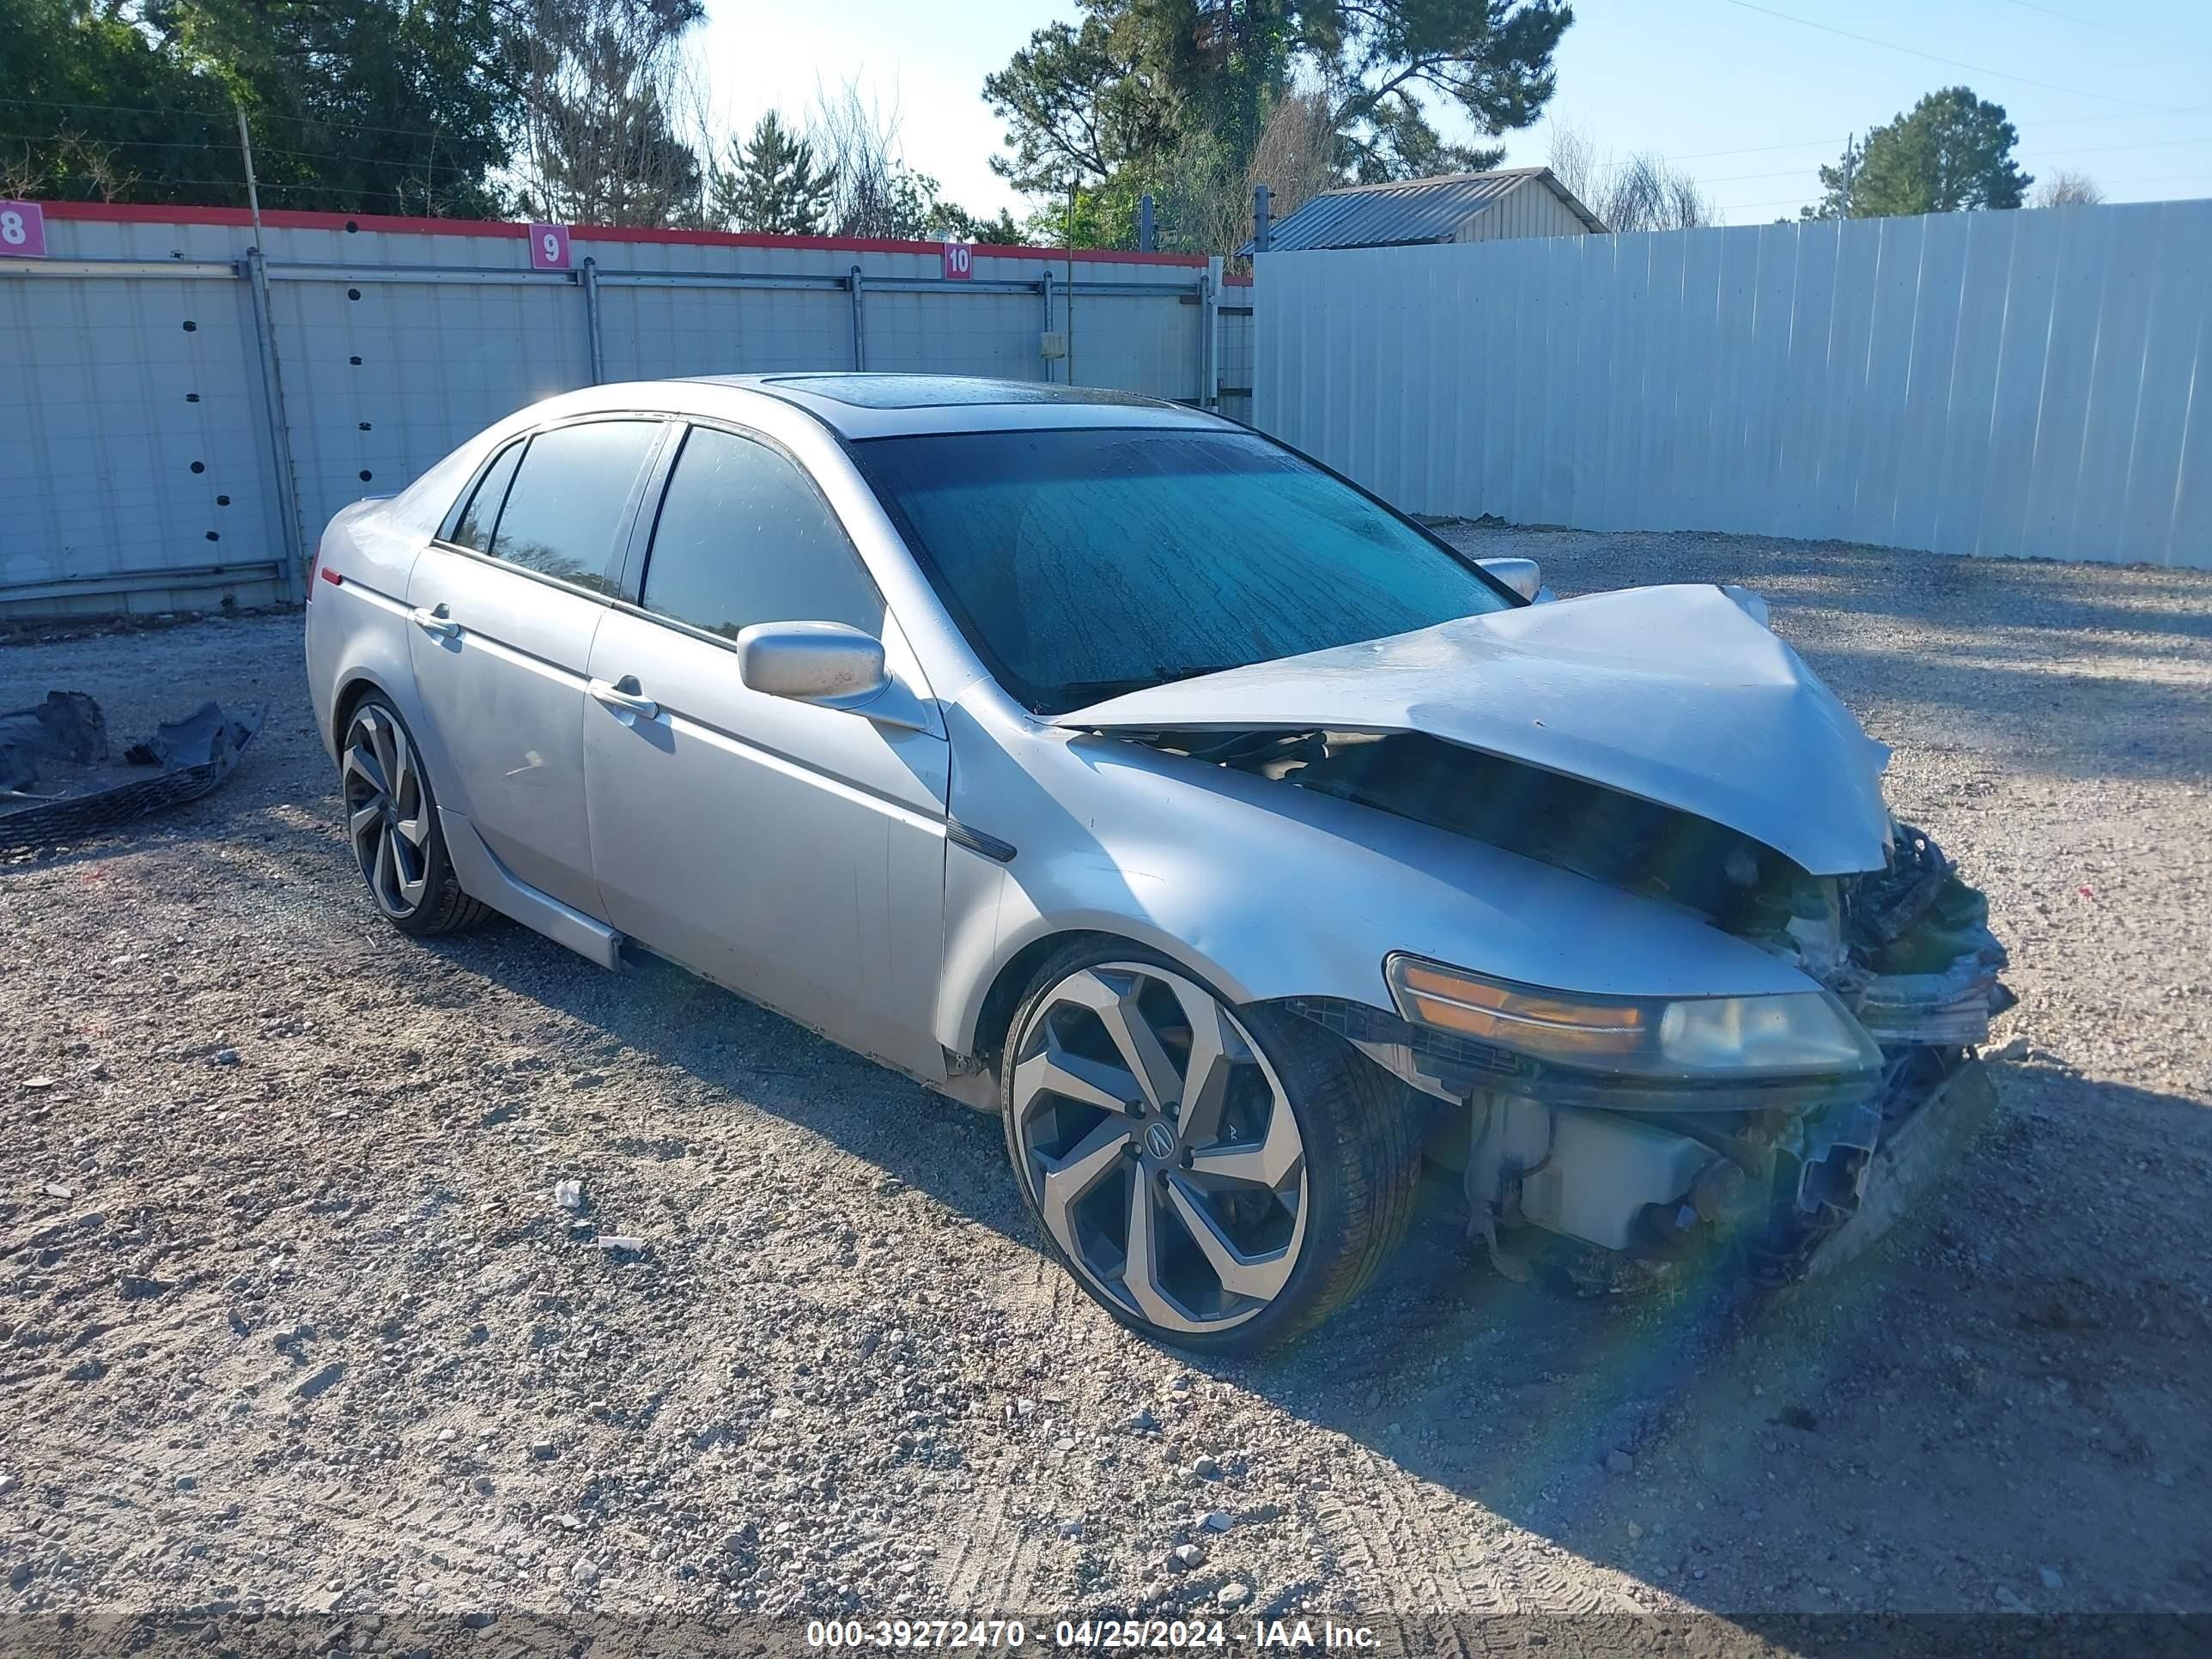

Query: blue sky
[[696, 0, 2212, 227]]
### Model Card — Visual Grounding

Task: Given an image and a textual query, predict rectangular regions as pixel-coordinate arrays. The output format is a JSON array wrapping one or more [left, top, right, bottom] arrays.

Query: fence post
[[848, 265, 866, 370], [240, 245, 307, 603], [1198, 262, 1220, 410], [581, 257, 605, 385], [1040, 268, 1054, 382], [1252, 185, 1272, 255]]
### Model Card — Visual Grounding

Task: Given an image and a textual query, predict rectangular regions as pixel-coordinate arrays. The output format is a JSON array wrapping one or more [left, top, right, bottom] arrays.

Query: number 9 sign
[[0, 200, 49, 258], [528, 222, 572, 270]]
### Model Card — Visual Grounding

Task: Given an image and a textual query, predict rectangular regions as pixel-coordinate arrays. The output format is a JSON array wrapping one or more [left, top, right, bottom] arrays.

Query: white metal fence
[[2, 204, 1237, 617], [1254, 198, 2212, 568]]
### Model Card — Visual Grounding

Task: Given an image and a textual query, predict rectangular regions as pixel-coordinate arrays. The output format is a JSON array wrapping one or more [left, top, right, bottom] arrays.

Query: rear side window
[[447, 440, 524, 552], [639, 426, 883, 641], [486, 420, 662, 592]]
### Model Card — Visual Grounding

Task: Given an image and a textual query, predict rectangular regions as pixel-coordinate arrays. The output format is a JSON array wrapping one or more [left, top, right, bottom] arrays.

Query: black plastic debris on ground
[[1, 692, 262, 851], [0, 690, 107, 793]]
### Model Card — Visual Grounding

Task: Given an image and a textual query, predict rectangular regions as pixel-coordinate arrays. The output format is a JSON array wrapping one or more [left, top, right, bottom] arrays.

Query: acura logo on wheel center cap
[[1144, 1121, 1179, 1161]]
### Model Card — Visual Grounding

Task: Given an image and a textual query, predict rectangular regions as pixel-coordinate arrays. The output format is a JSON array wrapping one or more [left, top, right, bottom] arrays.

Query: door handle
[[410, 605, 460, 640], [589, 677, 660, 721]]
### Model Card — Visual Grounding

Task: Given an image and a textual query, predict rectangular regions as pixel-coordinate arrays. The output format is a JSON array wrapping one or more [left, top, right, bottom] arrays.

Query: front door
[[405, 417, 665, 915], [581, 422, 951, 1079]]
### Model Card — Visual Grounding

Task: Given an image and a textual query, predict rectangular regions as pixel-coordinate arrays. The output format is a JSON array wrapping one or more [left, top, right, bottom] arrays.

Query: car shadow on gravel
[[1207, 1060, 2212, 1614]]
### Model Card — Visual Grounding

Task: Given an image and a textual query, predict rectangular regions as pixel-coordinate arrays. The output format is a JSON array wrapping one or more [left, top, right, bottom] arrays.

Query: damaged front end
[[1282, 807, 2008, 1286], [1062, 586, 2011, 1288], [1146, 727, 2011, 1288]]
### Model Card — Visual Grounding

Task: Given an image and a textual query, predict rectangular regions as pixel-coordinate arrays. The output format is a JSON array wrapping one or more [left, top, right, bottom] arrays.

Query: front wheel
[[1000, 945, 1424, 1353]]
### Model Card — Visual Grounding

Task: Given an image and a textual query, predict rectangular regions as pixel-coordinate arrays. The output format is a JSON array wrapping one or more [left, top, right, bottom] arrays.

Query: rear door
[[581, 422, 951, 1078], [406, 416, 668, 916]]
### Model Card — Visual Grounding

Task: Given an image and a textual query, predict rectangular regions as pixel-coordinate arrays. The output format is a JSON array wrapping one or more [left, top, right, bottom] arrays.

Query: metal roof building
[[1239, 167, 1606, 256]]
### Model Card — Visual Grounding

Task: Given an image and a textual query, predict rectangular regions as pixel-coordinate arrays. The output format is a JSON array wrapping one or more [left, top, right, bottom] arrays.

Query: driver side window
[[639, 425, 884, 641]]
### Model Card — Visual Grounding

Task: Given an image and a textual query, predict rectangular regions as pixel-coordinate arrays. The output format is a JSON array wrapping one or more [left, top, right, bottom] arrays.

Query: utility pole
[[1839, 131, 1861, 220], [235, 103, 266, 245], [1066, 177, 1078, 389]]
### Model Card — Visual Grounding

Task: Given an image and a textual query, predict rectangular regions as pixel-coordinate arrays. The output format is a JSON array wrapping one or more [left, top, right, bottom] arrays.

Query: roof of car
[[682, 373, 1226, 440]]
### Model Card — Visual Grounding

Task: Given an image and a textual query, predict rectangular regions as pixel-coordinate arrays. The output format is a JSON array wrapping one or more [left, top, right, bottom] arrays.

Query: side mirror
[[1477, 556, 1549, 602], [735, 621, 890, 708]]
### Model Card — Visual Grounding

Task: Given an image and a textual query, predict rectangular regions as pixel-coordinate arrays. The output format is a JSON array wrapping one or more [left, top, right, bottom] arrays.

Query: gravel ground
[[2, 532, 2209, 1647]]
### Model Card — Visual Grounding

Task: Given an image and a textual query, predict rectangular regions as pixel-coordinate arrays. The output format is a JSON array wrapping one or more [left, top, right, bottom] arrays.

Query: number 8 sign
[[529, 222, 572, 270], [0, 201, 48, 258]]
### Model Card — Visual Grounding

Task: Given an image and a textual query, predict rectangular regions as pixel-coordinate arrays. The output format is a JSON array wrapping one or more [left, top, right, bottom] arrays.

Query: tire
[[337, 692, 491, 938], [1000, 940, 1425, 1355]]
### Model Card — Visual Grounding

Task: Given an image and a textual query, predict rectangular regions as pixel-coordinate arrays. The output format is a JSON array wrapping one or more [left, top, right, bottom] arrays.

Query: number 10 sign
[[529, 222, 572, 270]]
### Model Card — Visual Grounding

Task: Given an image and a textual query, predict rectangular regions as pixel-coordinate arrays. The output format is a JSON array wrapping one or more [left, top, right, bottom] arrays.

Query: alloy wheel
[[1010, 962, 1308, 1336], [342, 704, 430, 919]]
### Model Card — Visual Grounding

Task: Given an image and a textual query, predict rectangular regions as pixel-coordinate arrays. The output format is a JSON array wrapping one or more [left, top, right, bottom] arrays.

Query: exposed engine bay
[[1139, 725, 2013, 1286]]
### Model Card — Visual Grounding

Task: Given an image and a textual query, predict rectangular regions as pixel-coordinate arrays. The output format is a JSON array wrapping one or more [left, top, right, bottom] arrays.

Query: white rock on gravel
[[1218, 1583, 1252, 1610]]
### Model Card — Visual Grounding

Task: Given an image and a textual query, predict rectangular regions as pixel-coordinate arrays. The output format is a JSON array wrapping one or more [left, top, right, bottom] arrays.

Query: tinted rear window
[[852, 428, 1514, 714], [488, 420, 662, 592]]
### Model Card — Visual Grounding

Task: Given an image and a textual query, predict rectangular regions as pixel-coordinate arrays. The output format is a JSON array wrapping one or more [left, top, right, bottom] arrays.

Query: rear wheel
[[1001, 944, 1424, 1353], [339, 693, 489, 937]]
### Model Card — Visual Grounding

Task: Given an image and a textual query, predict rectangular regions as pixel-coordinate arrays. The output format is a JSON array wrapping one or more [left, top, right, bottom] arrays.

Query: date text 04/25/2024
[[804, 1619, 1379, 1650]]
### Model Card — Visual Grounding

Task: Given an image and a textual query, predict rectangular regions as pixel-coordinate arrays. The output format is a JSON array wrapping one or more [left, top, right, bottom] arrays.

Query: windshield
[[852, 426, 1517, 714]]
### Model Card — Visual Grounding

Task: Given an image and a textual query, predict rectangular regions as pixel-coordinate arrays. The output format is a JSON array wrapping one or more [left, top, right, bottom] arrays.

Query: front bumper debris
[[0, 693, 262, 852]]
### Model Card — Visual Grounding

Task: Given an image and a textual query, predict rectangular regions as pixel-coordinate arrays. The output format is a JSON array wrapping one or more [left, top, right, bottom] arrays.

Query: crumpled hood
[[1051, 584, 1894, 876]]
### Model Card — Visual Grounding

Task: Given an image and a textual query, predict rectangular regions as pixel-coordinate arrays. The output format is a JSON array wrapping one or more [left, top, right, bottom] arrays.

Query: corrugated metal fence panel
[[1, 218, 286, 610], [1252, 198, 2212, 568], [1215, 306, 1252, 424], [3, 210, 1223, 616]]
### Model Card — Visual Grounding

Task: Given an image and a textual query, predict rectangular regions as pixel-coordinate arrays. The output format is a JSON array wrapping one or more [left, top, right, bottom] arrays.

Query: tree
[[809, 81, 998, 241], [983, 0, 1573, 240], [1803, 87, 2029, 220], [940, 205, 1028, 244], [4, 0, 512, 215], [4, 0, 230, 204], [507, 0, 708, 228], [1547, 122, 1711, 233], [982, 9, 1173, 198], [709, 111, 833, 234], [2033, 169, 2104, 209], [1316, 0, 1573, 182]]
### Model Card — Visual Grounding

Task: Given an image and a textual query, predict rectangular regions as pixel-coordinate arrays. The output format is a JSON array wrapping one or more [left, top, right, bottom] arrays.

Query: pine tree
[[710, 112, 836, 234]]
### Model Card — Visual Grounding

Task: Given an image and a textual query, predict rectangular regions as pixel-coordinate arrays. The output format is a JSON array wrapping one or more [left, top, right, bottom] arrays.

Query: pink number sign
[[941, 241, 973, 281], [529, 222, 572, 270], [0, 201, 48, 258]]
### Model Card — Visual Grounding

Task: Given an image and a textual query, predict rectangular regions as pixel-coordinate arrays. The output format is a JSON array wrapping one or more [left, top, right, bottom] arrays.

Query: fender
[[933, 702, 1823, 1063]]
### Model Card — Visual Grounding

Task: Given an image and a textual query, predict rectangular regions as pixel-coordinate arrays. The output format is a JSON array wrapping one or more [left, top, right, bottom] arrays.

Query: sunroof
[[758, 374, 1166, 410]]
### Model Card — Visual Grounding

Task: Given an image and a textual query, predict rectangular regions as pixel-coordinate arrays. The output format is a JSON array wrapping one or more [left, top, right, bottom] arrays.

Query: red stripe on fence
[[33, 200, 1212, 269]]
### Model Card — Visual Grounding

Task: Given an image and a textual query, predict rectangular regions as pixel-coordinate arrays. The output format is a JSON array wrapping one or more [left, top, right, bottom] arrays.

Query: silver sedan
[[305, 374, 2008, 1352]]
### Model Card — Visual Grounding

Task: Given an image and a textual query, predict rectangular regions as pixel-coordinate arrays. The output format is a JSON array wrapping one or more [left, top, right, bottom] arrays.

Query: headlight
[[1385, 954, 1881, 1080]]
